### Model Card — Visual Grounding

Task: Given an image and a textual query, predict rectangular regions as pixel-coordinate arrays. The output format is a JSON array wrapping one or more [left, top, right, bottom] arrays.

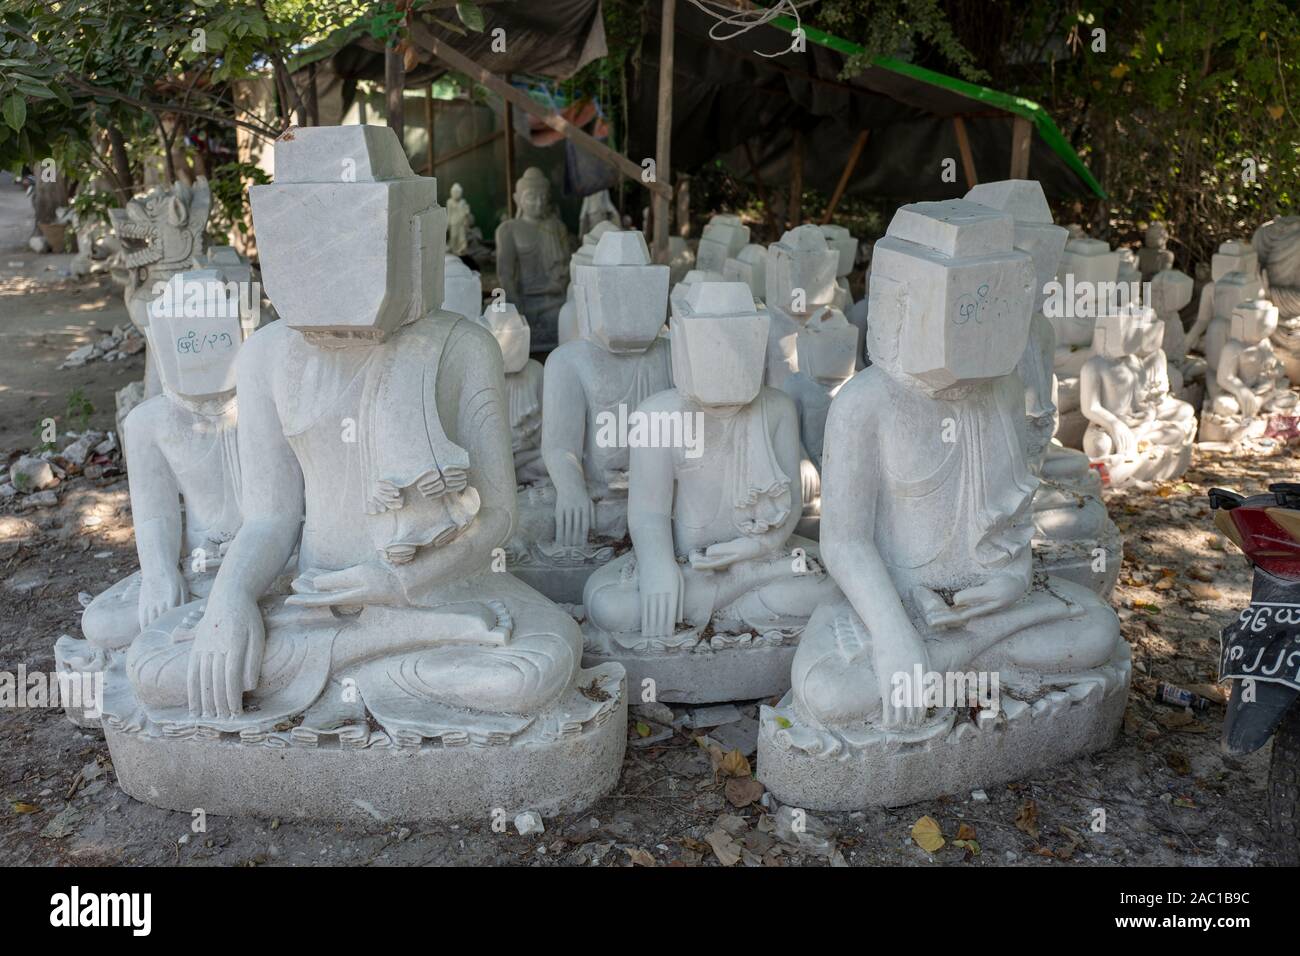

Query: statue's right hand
[[187, 595, 264, 719], [874, 627, 931, 732], [1238, 387, 1262, 418], [137, 567, 188, 631], [554, 483, 594, 548], [1110, 421, 1138, 457], [639, 558, 683, 638]]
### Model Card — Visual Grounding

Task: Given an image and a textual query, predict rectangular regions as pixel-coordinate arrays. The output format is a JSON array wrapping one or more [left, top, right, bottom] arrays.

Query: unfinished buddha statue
[[1080, 308, 1196, 486], [723, 243, 768, 303], [780, 309, 858, 538], [1254, 217, 1300, 380], [764, 225, 840, 388], [56, 270, 245, 727], [1200, 299, 1299, 445], [441, 253, 482, 321], [477, 301, 546, 486], [1148, 268, 1202, 405], [495, 166, 573, 349], [98, 126, 625, 823], [582, 281, 840, 702], [1186, 240, 1266, 375], [445, 182, 473, 256], [758, 199, 1129, 808], [965, 179, 1121, 597], [510, 229, 672, 603]]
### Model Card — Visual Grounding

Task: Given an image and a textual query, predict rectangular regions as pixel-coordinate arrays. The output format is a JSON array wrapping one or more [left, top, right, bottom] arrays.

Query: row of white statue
[[50, 124, 1295, 820]]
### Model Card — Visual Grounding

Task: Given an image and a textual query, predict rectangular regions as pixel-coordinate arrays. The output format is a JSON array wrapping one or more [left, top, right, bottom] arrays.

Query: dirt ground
[[0, 180, 1290, 867]]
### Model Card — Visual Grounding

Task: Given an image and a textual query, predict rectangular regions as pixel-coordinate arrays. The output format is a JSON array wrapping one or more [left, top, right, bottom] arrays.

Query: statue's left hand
[[285, 562, 404, 608], [917, 574, 1023, 629], [188, 594, 265, 719]]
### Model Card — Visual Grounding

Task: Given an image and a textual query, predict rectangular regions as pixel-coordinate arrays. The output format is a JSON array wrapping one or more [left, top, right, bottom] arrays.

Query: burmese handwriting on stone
[[176, 330, 235, 354]]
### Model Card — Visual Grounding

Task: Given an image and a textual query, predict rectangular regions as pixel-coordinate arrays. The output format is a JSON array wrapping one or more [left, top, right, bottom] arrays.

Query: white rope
[[683, 0, 818, 58]]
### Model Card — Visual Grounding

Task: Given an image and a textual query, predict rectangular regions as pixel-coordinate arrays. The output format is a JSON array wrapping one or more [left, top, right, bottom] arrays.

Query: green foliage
[[208, 159, 270, 243], [65, 387, 94, 432]]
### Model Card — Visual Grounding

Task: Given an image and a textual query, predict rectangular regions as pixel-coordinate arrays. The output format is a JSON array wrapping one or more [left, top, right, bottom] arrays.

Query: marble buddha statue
[[557, 220, 621, 346], [1049, 236, 1123, 448], [510, 229, 672, 603], [55, 270, 245, 726], [757, 198, 1129, 809], [1148, 268, 1202, 404], [1186, 240, 1266, 375], [696, 213, 750, 274], [1254, 218, 1300, 380], [477, 301, 546, 486], [965, 179, 1121, 597], [98, 126, 624, 823], [1137, 221, 1175, 280], [764, 225, 840, 388], [440, 253, 482, 321], [582, 281, 840, 702], [1200, 299, 1299, 445], [723, 243, 768, 303], [495, 166, 573, 350], [818, 224, 858, 311], [1079, 308, 1196, 486], [445, 182, 473, 256], [780, 309, 858, 538]]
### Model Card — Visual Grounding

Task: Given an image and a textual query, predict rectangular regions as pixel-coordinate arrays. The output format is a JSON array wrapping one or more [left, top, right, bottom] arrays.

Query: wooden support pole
[[788, 130, 803, 226], [652, 0, 676, 263], [407, 20, 670, 200], [385, 44, 405, 143], [821, 129, 868, 224], [952, 115, 977, 189], [1010, 115, 1032, 180], [425, 83, 435, 175], [305, 63, 319, 126], [503, 74, 515, 219]]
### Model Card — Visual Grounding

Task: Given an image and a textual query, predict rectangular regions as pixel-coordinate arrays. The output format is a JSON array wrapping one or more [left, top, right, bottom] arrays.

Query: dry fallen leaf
[[719, 749, 751, 779], [11, 801, 40, 814], [911, 815, 945, 852], [724, 776, 765, 808], [705, 829, 742, 866], [624, 847, 656, 867], [1015, 799, 1040, 840], [956, 822, 976, 841]]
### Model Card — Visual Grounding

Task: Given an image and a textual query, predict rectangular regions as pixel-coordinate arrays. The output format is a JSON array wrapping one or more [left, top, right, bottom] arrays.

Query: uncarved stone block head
[[795, 308, 858, 384], [697, 214, 751, 273], [477, 301, 530, 373], [868, 200, 1034, 393], [765, 224, 837, 316], [1212, 240, 1259, 283], [146, 270, 242, 400], [1058, 236, 1120, 286], [1149, 269, 1193, 314], [1214, 269, 1268, 321], [723, 244, 768, 301], [818, 224, 858, 278], [441, 254, 482, 321], [1231, 299, 1279, 345], [1092, 306, 1160, 359], [250, 125, 445, 339], [965, 180, 1067, 313], [671, 281, 768, 407], [574, 230, 669, 353], [571, 220, 622, 281]]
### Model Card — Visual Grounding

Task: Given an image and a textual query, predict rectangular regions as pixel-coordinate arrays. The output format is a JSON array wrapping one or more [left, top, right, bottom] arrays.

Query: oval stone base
[[103, 674, 628, 825], [583, 641, 796, 705], [757, 643, 1130, 810]]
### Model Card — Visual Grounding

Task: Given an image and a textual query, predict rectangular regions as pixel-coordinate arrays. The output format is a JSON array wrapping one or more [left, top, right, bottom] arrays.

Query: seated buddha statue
[[494, 167, 573, 350], [763, 225, 841, 389], [1080, 308, 1196, 486], [56, 270, 245, 725], [510, 229, 672, 603], [965, 179, 1121, 596], [779, 309, 858, 539], [582, 281, 840, 702], [477, 302, 545, 486], [101, 126, 624, 821], [758, 199, 1127, 809], [1200, 299, 1299, 445]]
